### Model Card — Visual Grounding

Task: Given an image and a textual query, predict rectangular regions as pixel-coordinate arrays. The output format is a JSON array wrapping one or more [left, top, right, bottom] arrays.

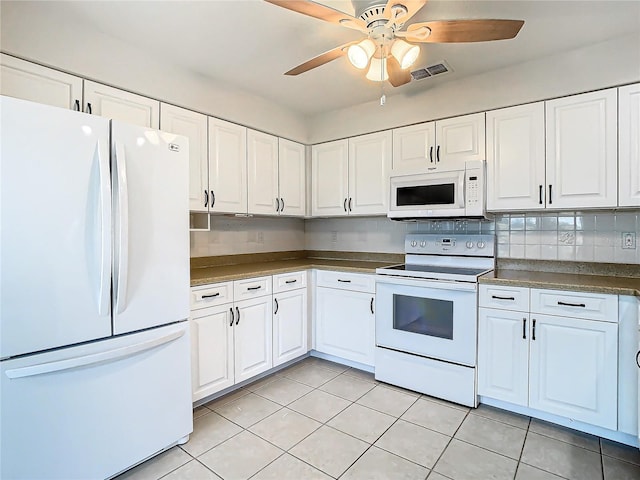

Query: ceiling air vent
[[410, 60, 452, 81]]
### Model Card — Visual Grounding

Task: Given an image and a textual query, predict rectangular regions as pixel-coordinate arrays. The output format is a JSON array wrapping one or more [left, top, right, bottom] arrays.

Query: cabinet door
[[315, 287, 375, 366], [83, 80, 160, 128], [278, 139, 306, 216], [435, 113, 485, 165], [486, 103, 546, 211], [160, 103, 209, 212], [247, 130, 279, 215], [208, 118, 247, 214], [477, 308, 529, 406], [619, 83, 640, 207], [529, 314, 618, 430], [348, 131, 392, 215], [0, 54, 82, 110], [391, 122, 436, 174], [234, 296, 273, 383], [311, 140, 349, 216], [545, 89, 617, 209], [190, 305, 234, 401], [273, 289, 308, 366]]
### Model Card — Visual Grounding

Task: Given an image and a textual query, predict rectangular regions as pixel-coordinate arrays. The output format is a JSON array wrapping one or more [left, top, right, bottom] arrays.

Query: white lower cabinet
[[273, 288, 308, 366], [478, 285, 619, 430], [234, 296, 273, 384], [315, 271, 375, 366]]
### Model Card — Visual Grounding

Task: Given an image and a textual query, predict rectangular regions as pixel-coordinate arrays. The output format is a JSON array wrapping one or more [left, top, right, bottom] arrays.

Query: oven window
[[396, 184, 455, 206], [393, 294, 453, 340]]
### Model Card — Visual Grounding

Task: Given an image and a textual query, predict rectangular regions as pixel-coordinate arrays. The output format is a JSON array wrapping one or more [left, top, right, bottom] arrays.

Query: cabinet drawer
[[273, 271, 307, 293], [530, 289, 618, 322], [234, 276, 272, 300], [479, 284, 529, 312], [190, 283, 233, 310], [316, 270, 375, 293]]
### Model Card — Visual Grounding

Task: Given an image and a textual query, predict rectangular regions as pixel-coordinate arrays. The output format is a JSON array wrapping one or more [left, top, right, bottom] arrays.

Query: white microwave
[[388, 160, 486, 219]]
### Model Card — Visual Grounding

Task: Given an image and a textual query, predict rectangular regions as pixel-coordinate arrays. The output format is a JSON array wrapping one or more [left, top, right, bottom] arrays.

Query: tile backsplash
[[496, 211, 640, 264]]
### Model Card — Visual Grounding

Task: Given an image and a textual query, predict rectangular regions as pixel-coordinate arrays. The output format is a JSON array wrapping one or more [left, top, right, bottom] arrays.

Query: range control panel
[[405, 233, 495, 257]]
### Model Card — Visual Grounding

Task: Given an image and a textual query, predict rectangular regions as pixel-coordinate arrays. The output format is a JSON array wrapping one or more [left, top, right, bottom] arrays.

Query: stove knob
[[466, 241, 474, 249], [477, 241, 486, 249], [410, 240, 417, 247], [420, 241, 427, 247]]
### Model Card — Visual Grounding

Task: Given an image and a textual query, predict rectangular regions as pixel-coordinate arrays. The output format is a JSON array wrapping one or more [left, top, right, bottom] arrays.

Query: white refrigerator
[[0, 96, 193, 479]]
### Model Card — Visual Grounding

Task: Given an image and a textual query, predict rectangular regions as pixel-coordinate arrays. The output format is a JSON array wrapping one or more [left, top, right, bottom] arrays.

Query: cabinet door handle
[[557, 301, 586, 308], [337, 279, 351, 283], [491, 295, 515, 301], [370, 297, 374, 314], [548, 185, 552, 205], [74, 99, 80, 111], [522, 318, 527, 339], [276, 198, 280, 213], [429, 146, 434, 163], [201, 293, 220, 299], [247, 286, 262, 291], [236, 307, 240, 325], [230, 307, 234, 327], [348, 198, 352, 212], [274, 298, 279, 315], [210, 190, 215, 207], [285, 279, 297, 284], [532, 319, 536, 341], [204, 190, 209, 208], [280, 198, 284, 212], [636, 351, 640, 369], [343, 198, 348, 212], [436, 145, 440, 162], [539, 185, 543, 205], [86, 102, 92, 114]]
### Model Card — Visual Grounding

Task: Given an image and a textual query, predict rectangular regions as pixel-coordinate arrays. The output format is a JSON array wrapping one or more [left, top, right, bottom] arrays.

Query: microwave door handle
[[459, 174, 465, 207]]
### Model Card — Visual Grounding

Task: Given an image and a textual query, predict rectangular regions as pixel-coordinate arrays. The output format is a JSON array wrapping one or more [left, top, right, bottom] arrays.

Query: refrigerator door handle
[[5, 329, 185, 379], [97, 140, 111, 317], [114, 142, 130, 314]]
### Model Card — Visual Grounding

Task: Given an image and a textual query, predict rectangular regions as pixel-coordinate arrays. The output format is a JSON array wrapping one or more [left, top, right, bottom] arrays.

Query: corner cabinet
[[208, 118, 247, 214], [83, 80, 160, 128], [160, 103, 209, 212], [0, 53, 83, 110], [619, 83, 640, 207]]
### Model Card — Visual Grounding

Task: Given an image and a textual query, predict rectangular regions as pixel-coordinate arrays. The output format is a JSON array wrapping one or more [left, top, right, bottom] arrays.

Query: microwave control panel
[[464, 164, 484, 215]]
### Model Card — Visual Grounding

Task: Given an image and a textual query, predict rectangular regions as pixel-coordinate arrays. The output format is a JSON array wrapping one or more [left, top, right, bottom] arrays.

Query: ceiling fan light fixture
[[391, 39, 420, 69], [366, 56, 388, 82], [347, 39, 376, 69]]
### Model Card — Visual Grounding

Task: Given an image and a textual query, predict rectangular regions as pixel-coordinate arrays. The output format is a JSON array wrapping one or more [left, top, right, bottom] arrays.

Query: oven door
[[388, 170, 465, 218], [376, 277, 477, 366]]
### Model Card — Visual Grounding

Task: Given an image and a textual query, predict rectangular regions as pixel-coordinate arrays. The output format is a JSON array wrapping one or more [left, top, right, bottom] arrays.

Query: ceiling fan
[[265, 0, 524, 87]]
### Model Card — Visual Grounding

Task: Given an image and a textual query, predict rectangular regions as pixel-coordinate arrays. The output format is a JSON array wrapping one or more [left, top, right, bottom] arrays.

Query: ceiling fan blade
[[265, 0, 367, 32], [285, 42, 356, 75], [405, 19, 524, 43], [387, 56, 412, 87], [384, 0, 428, 27]]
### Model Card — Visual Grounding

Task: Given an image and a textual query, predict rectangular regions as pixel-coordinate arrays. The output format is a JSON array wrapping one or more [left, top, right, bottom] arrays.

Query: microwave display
[[396, 183, 455, 206]]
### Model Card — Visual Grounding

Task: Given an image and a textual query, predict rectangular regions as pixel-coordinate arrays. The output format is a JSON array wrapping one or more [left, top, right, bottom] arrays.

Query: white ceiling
[[6, 1, 640, 116]]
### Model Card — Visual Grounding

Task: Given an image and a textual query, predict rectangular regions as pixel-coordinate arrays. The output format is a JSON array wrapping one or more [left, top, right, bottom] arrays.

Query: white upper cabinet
[[160, 103, 209, 212], [619, 83, 640, 207], [247, 130, 279, 215], [348, 131, 392, 215], [0, 54, 82, 111], [278, 139, 306, 216], [83, 80, 160, 128], [487, 102, 546, 211], [392, 113, 485, 175], [312, 140, 349, 216], [545, 88, 617, 209], [208, 118, 247, 214]]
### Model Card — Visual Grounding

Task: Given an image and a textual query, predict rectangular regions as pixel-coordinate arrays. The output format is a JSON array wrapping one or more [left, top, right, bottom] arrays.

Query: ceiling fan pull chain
[[379, 40, 386, 106]]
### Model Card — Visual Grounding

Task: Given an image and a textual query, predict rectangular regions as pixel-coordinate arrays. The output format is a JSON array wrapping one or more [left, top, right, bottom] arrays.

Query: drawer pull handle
[[201, 293, 220, 299], [247, 286, 262, 291], [532, 319, 536, 341], [557, 301, 586, 308], [229, 308, 234, 327], [337, 279, 351, 283], [491, 295, 515, 301], [522, 318, 527, 339], [285, 279, 298, 284]]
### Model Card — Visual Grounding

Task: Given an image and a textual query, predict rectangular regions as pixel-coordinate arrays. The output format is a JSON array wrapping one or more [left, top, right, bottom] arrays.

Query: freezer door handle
[[5, 329, 185, 379], [114, 142, 130, 314], [97, 139, 111, 317]]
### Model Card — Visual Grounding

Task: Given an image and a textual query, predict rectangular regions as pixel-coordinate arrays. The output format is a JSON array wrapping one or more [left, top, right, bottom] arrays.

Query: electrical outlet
[[622, 232, 636, 249], [331, 231, 338, 243]]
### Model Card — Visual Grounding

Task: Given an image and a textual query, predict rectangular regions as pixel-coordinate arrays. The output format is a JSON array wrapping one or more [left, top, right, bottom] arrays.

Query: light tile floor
[[117, 357, 640, 480]]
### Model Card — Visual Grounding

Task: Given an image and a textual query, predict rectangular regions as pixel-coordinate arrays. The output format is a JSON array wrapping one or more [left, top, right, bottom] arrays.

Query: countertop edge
[[479, 275, 640, 297]]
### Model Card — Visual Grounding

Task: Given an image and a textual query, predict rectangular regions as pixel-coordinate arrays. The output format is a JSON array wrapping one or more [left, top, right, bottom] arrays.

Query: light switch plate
[[622, 232, 636, 249]]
